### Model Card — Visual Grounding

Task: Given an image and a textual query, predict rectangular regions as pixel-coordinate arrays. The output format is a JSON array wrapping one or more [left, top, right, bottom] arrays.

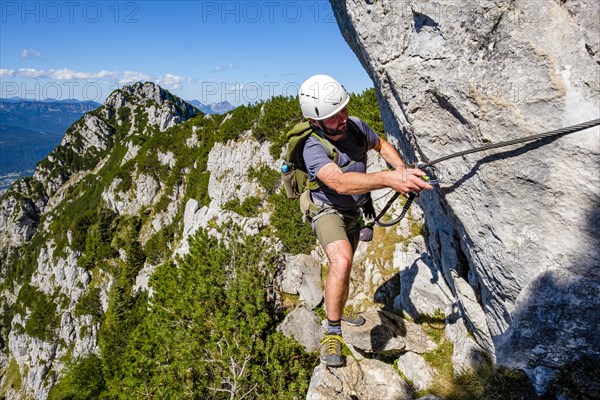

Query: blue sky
[[0, 1, 373, 105]]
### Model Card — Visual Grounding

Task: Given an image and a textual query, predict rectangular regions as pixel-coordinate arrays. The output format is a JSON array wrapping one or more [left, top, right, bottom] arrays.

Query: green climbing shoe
[[320, 334, 345, 367]]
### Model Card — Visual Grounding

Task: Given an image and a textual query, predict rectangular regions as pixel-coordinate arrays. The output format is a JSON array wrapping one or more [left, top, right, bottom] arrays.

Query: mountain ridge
[[4, 42, 596, 397]]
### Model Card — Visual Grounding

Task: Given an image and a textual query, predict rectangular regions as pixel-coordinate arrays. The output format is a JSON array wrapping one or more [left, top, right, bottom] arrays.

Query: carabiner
[[414, 162, 441, 185]]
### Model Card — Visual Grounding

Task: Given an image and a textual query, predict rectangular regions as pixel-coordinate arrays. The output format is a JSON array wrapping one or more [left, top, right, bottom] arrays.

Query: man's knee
[[325, 241, 353, 277], [328, 256, 352, 275]]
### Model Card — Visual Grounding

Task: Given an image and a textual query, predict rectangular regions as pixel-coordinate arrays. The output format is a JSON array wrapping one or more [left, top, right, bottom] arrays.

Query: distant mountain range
[[0, 97, 236, 193], [186, 100, 236, 114], [1, 97, 101, 104], [0, 98, 102, 192], [0, 98, 102, 133]]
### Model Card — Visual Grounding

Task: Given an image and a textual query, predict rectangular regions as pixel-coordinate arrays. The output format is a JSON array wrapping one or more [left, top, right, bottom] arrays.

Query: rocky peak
[[104, 82, 199, 131], [106, 81, 174, 108]]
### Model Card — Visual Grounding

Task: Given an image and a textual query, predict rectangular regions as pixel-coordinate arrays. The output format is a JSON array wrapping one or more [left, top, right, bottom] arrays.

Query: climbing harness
[[366, 118, 600, 228]]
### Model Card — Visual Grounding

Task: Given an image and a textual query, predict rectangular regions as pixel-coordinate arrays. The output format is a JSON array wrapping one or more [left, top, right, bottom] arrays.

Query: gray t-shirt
[[303, 116, 380, 209]]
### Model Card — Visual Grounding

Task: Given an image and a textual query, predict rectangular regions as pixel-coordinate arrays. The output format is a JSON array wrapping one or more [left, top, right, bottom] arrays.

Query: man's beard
[[321, 123, 347, 137]]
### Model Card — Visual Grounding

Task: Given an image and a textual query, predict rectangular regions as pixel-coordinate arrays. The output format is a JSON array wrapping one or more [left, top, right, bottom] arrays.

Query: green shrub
[[95, 229, 317, 399], [252, 95, 303, 158], [248, 164, 281, 195], [347, 88, 385, 139], [144, 224, 175, 264], [0, 358, 22, 394], [48, 354, 106, 400], [68, 212, 96, 252], [268, 189, 315, 254], [74, 287, 103, 325], [16, 283, 59, 341], [217, 103, 261, 142], [222, 196, 263, 217]]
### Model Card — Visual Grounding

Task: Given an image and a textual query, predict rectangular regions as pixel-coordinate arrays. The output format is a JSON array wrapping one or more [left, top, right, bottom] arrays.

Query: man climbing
[[297, 74, 433, 367]]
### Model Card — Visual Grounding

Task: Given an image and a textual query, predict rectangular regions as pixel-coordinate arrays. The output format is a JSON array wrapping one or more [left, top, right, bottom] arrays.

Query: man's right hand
[[386, 167, 433, 194]]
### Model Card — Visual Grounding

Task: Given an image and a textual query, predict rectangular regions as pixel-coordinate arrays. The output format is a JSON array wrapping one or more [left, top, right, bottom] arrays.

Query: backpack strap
[[305, 132, 339, 191], [310, 132, 339, 163]]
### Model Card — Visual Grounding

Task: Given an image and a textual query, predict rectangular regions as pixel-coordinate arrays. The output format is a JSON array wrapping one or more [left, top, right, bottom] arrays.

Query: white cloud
[[5, 68, 117, 80], [119, 70, 151, 84], [17, 68, 46, 78], [0, 69, 15, 77], [3, 67, 191, 91], [211, 64, 235, 73], [20, 49, 42, 59], [47, 68, 118, 80], [156, 74, 185, 89]]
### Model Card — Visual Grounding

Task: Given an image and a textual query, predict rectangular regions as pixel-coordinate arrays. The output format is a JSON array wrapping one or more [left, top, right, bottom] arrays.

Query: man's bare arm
[[316, 162, 432, 195], [376, 138, 406, 170]]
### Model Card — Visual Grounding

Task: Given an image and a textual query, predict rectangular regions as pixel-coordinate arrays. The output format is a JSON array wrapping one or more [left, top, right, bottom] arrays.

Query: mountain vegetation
[[0, 82, 386, 399]]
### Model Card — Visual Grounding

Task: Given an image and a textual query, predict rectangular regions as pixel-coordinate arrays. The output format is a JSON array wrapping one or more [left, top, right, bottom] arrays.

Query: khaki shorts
[[313, 209, 361, 254], [300, 190, 362, 253]]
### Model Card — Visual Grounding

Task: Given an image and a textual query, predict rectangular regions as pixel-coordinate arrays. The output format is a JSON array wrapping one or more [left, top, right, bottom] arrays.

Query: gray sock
[[327, 319, 342, 336]]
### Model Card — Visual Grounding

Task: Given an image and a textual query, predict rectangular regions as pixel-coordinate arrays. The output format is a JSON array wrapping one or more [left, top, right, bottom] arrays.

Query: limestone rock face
[[0, 184, 40, 248], [174, 133, 276, 256], [206, 133, 274, 209], [102, 173, 161, 216], [331, 0, 600, 380], [8, 314, 58, 400]]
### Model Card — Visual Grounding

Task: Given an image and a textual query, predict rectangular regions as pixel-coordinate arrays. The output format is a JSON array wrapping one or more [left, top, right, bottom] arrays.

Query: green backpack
[[281, 120, 367, 199], [281, 121, 338, 199]]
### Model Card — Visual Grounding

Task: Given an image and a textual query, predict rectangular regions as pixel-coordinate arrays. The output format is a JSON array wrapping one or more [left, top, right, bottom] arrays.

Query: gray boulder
[[306, 357, 412, 400], [396, 351, 435, 392], [342, 309, 436, 356], [277, 305, 322, 352], [280, 254, 323, 309]]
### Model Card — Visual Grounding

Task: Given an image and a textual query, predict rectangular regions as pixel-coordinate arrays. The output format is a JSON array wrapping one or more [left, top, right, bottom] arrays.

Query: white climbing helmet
[[298, 74, 350, 120]]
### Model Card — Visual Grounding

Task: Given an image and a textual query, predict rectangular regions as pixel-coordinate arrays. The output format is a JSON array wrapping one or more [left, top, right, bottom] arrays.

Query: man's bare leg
[[319, 239, 354, 367], [324, 239, 354, 322]]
